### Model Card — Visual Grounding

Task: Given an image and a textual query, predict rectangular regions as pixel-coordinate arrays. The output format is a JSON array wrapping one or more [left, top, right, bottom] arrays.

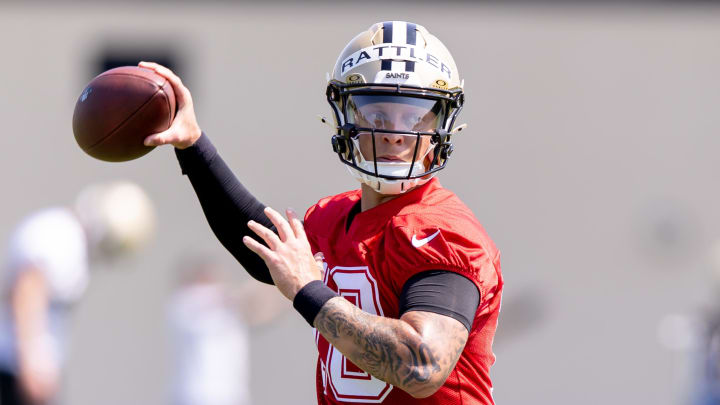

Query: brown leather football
[[72, 66, 176, 162]]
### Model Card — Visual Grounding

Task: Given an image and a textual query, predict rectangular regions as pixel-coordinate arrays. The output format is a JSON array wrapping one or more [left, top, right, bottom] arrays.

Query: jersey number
[[319, 266, 393, 403]]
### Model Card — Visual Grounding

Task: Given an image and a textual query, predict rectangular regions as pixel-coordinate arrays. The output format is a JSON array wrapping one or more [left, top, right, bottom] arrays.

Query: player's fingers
[[138, 61, 191, 108], [138, 61, 163, 69], [264, 207, 294, 242], [286, 208, 307, 240], [138, 61, 163, 70], [139, 61, 183, 85], [242, 236, 275, 262], [144, 128, 178, 146], [144, 125, 186, 146], [247, 220, 281, 249]]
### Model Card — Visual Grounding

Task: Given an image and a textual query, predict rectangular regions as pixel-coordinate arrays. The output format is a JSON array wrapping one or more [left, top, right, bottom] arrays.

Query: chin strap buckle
[[430, 129, 455, 166], [440, 143, 454, 159], [331, 135, 347, 155]]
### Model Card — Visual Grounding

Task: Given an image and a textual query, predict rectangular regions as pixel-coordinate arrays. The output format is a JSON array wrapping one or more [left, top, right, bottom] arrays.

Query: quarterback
[[142, 21, 503, 404]]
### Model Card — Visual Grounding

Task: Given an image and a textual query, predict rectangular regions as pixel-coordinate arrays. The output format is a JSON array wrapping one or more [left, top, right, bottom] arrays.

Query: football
[[72, 66, 176, 162]]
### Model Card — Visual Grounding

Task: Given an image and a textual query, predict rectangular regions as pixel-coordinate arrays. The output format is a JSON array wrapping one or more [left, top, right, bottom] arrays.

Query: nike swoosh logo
[[411, 230, 441, 248]]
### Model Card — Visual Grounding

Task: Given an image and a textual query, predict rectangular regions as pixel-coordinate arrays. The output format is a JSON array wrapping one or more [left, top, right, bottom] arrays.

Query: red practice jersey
[[303, 178, 503, 405]]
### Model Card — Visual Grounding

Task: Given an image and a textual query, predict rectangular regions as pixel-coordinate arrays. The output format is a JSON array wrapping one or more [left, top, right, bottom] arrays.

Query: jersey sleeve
[[303, 202, 322, 253], [382, 219, 499, 305], [303, 191, 360, 255]]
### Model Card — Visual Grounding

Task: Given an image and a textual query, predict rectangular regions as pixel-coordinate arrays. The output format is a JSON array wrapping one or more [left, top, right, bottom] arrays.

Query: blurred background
[[1, 1, 719, 404]]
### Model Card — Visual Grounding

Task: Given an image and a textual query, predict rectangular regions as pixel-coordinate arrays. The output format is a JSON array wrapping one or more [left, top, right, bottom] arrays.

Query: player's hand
[[243, 207, 323, 301], [138, 61, 202, 149]]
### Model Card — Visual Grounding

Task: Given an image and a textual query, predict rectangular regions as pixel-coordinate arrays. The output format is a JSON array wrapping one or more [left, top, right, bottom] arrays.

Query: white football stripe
[[391, 21, 407, 44]]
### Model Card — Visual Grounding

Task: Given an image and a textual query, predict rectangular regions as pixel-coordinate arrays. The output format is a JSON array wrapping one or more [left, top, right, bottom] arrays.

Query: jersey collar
[[348, 178, 442, 238]]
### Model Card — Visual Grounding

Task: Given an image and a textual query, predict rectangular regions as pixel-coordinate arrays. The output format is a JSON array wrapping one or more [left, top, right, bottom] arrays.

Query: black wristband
[[293, 280, 338, 326]]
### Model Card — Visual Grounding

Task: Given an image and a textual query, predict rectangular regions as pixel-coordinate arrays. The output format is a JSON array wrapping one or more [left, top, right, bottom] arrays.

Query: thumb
[[314, 252, 326, 278]]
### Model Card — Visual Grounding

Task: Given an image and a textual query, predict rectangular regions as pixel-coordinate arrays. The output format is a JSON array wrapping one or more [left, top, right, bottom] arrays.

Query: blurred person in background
[[657, 241, 720, 405], [692, 312, 720, 405], [0, 181, 155, 405], [688, 241, 720, 405], [140, 20, 502, 404], [167, 257, 288, 405]]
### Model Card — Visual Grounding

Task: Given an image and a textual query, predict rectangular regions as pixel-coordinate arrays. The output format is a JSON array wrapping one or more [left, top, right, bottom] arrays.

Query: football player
[[168, 257, 288, 405], [0, 181, 155, 405], [141, 21, 503, 404]]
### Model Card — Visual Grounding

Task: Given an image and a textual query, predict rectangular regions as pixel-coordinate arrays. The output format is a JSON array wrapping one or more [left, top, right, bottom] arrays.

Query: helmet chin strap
[[346, 165, 434, 195], [348, 138, 435, 195]]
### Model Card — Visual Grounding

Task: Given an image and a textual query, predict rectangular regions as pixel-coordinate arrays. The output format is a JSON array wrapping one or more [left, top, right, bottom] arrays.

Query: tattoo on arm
[[401, 341, 441, 385], [314, 297, 468, 397]]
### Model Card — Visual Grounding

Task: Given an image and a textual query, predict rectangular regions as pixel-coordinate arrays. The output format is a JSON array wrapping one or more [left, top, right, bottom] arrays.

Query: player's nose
[[381, 133, 405, 145]]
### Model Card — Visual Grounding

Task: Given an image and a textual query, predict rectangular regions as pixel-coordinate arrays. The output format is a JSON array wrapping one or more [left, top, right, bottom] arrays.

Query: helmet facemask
[[327, 83, 463, 194]]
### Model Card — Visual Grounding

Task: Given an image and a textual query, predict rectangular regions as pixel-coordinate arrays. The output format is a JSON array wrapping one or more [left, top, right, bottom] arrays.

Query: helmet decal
[[339, 44, 453, 80]]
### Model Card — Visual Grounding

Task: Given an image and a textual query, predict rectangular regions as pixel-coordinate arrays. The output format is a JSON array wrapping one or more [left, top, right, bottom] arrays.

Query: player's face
[[347, 95, 444, 165]]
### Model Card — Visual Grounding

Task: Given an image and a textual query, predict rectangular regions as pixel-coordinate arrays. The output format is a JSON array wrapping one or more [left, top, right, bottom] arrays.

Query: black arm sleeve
[[399, 270, 480, 332], [174, 132, 275, 284]]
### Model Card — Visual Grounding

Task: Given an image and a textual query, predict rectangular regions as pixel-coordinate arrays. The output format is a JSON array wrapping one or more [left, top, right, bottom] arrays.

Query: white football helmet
[[74, 181, 155, 259], [324, 21, 466, 195]]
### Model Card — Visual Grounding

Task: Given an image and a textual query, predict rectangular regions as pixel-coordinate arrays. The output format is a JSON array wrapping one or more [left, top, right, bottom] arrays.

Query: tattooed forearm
[[401, 341, 441, 385], [314, 297, 468, 398]]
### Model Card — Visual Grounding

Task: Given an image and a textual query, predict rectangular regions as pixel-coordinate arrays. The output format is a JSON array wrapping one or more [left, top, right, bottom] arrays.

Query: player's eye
[[406, 112, 439, 132], [403, 114, 422, 130], [366, 112, 390, 129]]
